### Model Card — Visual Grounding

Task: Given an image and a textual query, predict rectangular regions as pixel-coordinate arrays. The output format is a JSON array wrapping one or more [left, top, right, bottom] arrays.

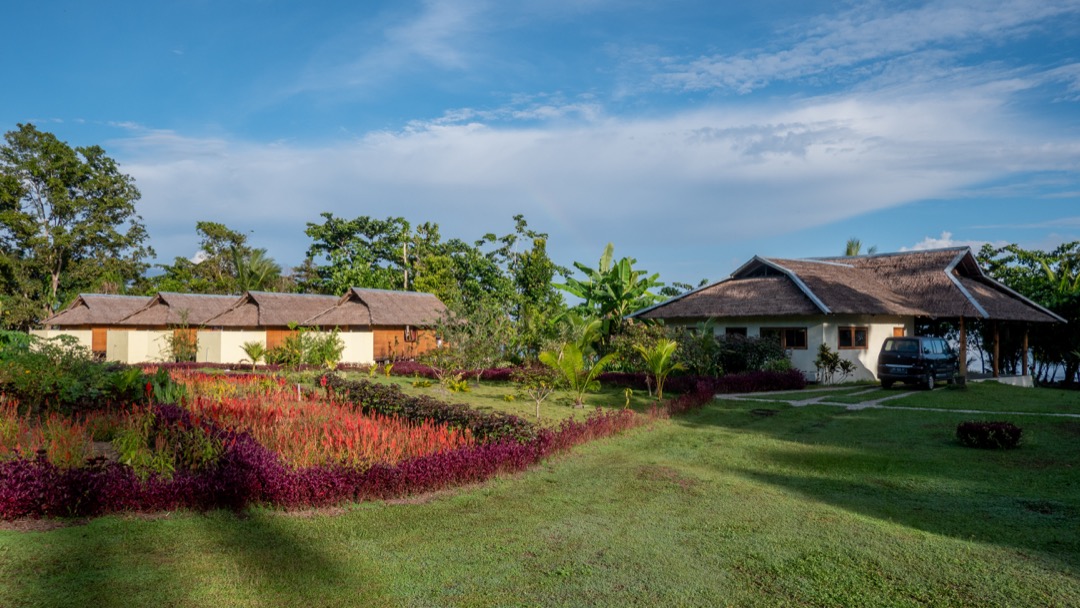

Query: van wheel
[[881, 380, 894, 389], [925, 374, 935, 390]]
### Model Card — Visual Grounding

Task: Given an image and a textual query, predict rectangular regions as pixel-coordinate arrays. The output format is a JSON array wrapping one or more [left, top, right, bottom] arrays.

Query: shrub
[[325, 376, 537, 443], [956, 421, 1022, 449]]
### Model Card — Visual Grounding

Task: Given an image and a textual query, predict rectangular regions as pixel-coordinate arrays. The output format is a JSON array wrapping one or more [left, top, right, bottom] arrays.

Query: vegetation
[[634, 338, 683, 400], [0, 123, 152, 329], [977, 242, 1080, 384], [2, 385, 1077, 606]]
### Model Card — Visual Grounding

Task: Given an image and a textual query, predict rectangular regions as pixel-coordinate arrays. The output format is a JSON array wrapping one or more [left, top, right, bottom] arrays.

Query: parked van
[[877, 336, 958, 389]]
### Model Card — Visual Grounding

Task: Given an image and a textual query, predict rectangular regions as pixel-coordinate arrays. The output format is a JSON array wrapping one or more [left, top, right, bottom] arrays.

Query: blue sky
[[4, 0, 1080, 287]]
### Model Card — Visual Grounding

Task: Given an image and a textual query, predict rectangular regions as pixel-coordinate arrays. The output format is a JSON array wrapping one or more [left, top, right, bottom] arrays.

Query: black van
[[877, 336, 958, 389]]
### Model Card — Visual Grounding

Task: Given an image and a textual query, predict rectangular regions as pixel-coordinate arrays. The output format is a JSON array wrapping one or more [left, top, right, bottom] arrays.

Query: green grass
[[883, 381, 1080, 414], [349, 373, 660, 424], [2, 383, 1079, 606]]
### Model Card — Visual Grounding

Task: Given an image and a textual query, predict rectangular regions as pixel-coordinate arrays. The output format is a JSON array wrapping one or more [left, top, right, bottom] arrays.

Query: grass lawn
[[881, 381, 1080, 414], [351, 373, 660, 424], [2, 383, 1078, 607]]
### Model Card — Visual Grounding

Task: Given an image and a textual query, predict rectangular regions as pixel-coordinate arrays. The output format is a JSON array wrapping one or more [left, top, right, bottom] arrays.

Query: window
[[725, 327, 747, 337], [838, 326, 868, 349], [760, 327, 808, 350]]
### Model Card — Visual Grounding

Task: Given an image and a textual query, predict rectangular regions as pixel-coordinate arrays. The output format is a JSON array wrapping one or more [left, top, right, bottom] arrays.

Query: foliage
[[718, 333, 790, 375], [512, 365, 559, 420], [604, 320, 667, 373], [0, 124, 152, 328], [538, 342, 617, 408], [956, 420, 1022, 450], [557, 243, 664, 343], [0, 333, 147, 414], [240, 341, 267, 371], [670, 320, 724, 377], [813, 343, 856, 384], [325, 376, 537, 443], [977, 242, 1080, 384], [844, 237, 877, 256], [635, 339, 685, 400], [266, 327, 344, 369]]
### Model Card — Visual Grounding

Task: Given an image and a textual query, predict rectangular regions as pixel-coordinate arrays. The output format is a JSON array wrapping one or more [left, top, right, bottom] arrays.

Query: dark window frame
[[838, 326, 869, 350], [761, 327, 808, 350]]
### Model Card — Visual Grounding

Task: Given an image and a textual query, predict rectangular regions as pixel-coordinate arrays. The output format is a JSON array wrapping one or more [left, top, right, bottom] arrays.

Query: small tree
[[512, 365, 559, 420], [635, 338, 685, 400], [538, 342, 616, 408], [814, 343, 855, 384], [240, 341, 266, 371]]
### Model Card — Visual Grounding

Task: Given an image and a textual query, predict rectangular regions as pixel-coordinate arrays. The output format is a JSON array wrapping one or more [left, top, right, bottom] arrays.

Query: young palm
[[635, 338, 684, 400]]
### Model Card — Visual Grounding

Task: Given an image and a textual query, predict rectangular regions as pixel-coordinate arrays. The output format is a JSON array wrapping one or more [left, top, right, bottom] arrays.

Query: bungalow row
[[631, 247, 1064, 382], [33, 288, 448, 365]]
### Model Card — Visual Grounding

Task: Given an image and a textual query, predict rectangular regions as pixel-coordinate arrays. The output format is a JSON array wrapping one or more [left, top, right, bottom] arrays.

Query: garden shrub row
[[324, 376, 537, 443], [0, 404, 642, 519], [1, 362, 773, 519]]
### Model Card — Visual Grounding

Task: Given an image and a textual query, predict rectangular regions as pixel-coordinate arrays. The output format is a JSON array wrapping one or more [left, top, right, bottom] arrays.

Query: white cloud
[[294, 0, 490, 93], [904, 231, 1007, 252], [655, 0, 1080, 93], [109, 79, 1080, 271]]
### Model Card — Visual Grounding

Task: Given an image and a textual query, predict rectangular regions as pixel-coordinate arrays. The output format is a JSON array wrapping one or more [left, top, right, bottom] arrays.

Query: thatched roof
[[42, 294, 152, 327], [635, 247, 1063, 324], [305, 288, 448, 327], [117, 293, 238, 326], [205, 292, 339, 328]]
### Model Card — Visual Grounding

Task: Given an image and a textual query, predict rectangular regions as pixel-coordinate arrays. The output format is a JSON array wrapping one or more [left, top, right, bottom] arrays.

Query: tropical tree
[[844, 238, 877, 256], [0, 124, 152, 328], [635, 338, 684, 400], [239, 340, 267, 371], [232, 247, 282, 292], [557, 243, 664, 343], [538, 342, 616, 408]]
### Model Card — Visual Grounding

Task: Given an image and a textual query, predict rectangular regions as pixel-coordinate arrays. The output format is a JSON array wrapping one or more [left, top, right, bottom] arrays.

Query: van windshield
[[884, 339, 918, 353]]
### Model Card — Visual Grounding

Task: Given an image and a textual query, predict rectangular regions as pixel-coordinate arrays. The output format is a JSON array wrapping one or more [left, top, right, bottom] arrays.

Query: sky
[[3, 0, 1080, 288]]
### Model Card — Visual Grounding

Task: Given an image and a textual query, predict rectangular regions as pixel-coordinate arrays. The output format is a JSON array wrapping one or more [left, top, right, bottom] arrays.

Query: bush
[[325, 376, 537, 443], [956, 421, 1022, 449], [0, 334, 151, 414]]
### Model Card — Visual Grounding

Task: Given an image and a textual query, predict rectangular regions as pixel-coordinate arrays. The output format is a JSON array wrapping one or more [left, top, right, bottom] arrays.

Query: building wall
[[705, 315, 913, 382], [196, 330, 268, 365], [105, 330, 171, 364], [29, 329, 93, 351], [340, 331, 374, 365], [373, 327, 438, 361]]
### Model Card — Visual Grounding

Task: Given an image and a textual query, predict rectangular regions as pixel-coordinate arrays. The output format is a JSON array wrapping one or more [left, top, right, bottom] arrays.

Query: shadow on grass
[[674, 400, 1080, 571], [198, 509, 389, 607], [9, 509, 389, 608]]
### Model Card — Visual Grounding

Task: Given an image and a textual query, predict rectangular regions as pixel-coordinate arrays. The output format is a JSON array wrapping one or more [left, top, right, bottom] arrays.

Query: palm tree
[[231, 247, 282, 291], [844, 238, 878, 257], [635, 338, 685, 400]]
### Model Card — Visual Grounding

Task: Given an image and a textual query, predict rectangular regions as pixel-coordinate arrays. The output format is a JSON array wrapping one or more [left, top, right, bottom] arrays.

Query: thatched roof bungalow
[[306, 288, 449, 360], [38, 294, 153, 354], [632, 247, 1063, 382], [117, 293, 238, 327]]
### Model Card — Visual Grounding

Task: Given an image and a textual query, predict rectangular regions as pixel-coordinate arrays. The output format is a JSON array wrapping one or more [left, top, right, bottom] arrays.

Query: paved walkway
[[719, 387, 1080, 419]]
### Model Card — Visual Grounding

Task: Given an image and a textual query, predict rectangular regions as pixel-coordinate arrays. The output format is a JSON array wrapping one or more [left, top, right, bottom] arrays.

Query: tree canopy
[[0, 124, 152, 328]]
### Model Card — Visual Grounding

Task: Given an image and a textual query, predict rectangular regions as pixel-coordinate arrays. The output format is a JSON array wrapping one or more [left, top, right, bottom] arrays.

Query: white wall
[[197, 330, 267, 365], [29, 329, 93, 351], [713, 315, 913, 382], [340, 331, 374, 365], [105, 330, 171, 364]]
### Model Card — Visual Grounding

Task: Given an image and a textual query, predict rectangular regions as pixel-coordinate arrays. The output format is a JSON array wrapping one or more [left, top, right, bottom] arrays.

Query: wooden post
[[993, 321, 1000, 378], [1022, 326, 1029, 377], [958, 317, 967, 379]]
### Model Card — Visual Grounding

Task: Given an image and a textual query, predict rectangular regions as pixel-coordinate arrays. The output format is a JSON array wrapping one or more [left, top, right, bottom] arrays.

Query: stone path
[[719, 387, 1080, 419]]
